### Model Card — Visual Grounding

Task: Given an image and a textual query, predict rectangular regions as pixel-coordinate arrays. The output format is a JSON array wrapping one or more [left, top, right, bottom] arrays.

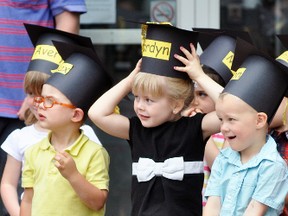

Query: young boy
[[203, 38, 288, 216], [20, 42, 112, 216]]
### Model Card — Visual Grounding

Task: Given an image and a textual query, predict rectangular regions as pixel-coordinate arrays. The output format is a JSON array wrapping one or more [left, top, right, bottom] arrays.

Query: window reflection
[[221, 0, 288, 57]]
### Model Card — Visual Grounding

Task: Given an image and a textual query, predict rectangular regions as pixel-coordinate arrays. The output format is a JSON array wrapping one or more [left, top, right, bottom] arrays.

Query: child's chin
[[140, 121, 158, 128]]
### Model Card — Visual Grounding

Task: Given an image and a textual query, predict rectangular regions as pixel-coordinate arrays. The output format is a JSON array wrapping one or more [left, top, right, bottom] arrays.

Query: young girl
[[89, 39, 223, 215]]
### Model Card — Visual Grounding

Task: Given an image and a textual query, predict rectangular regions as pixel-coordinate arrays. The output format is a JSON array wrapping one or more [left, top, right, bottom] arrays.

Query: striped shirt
[[0, 0, 86, 118]]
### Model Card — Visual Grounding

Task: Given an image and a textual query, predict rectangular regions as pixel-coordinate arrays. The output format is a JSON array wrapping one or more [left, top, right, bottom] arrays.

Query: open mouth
[[138, 113, 149, 120], [226, 135, 236, 140], [38, 113, 46, 120]]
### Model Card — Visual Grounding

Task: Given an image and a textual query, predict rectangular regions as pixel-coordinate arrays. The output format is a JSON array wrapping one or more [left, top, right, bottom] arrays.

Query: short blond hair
[[24, 71, 50, 125], [132, 72, 193, 111]]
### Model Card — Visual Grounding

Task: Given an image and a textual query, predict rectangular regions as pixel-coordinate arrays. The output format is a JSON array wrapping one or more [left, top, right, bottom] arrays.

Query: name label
[[231, 67, 246, 80], [142, 39, 171, 61], [32, 45, 62, 65], [51, 62, 74, 75]]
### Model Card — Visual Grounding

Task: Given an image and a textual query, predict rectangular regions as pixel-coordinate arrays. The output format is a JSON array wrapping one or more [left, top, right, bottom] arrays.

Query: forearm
[[68, 172, 108, 211], [20, 189, 33, 216], [204, 137, 221, 169], [243, 199, 268, 216], [89, 76, 132, 119], [203, 196, 221, 216], [1, 156, 22, 216], [194, 73, 223, 103], [20, 201, 31, 216], [1, 184, 20, 216], [88, 74, 133, 139], [55, 11, 80, 34]]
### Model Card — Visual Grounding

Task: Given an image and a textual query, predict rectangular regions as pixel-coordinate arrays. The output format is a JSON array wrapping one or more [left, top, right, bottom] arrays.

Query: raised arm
[[174, 44, 222, 139], [88, 59, 142, 140], [174, 43, 223, 103]]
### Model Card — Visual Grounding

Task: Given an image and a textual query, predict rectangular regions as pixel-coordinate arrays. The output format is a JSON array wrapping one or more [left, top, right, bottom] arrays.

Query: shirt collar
[[222, 135, 278, 168], [39, 130, 89, 156]]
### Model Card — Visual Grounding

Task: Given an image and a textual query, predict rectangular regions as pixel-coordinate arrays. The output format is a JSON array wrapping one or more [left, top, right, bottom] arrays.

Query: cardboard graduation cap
[[224, 38, 288, 124], [45, 41, 112, 113], [275, 34, 288, 96], [24, 23, 93, 75], [193, 28, 253, 85], [141, 23, 199, 80]]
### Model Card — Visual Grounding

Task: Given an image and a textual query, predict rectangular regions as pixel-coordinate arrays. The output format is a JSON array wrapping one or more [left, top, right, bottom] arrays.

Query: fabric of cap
[[224, 38, 288, 124], [24, 23, 93, 75], [194, 28, 252, 85], [141, 23, 198, 80], [200, 35, 236, 85], [276, 34, 288, 96], [193, 28, 253, 51], [45, 41, 112, 113]]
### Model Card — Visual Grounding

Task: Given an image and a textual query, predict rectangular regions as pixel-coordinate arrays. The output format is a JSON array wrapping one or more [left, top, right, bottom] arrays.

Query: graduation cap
[[45, 41, 112, 113], [192, 28, 252, 85], [141, 23, 199, 80], [275, 34, 288, 96], [224, 38, 288, 124], [24, 23, 93, 75]]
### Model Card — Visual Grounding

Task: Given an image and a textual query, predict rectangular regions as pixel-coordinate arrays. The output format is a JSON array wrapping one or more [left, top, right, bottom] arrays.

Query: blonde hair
[[24, 71, 50, 125], [132, 72, 193, 111]]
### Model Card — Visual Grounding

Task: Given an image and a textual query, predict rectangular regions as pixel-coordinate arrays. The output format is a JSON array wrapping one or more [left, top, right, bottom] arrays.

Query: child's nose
[[136, 99, 144, 110], [220, 122, 229, 133], [38, 101, 46, 110]]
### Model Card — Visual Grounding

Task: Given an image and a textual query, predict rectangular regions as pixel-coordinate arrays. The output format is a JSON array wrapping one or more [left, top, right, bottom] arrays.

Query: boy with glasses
[[20, 42, 112, 216]]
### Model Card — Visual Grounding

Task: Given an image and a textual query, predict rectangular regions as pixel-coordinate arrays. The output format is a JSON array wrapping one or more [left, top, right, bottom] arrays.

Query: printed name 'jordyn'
[[32, 45, 62, 65], [142, 39, 171, 61]]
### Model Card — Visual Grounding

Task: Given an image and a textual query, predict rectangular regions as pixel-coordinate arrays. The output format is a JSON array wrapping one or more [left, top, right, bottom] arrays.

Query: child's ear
[[256, 112, 268, 129], [71, 108, 84, 123], [173, 100, 185, 114]]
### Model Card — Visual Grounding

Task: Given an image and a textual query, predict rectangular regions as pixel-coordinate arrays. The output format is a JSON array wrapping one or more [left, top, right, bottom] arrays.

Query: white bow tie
[[132, 156, 203, 182]]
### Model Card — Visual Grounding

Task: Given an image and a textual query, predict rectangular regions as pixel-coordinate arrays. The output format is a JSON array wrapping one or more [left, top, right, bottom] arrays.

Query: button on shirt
[[205, 135, 288, 216]]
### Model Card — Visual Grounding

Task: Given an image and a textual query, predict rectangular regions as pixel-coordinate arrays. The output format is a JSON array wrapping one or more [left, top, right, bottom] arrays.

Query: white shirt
[[1, 124, 102, 169]]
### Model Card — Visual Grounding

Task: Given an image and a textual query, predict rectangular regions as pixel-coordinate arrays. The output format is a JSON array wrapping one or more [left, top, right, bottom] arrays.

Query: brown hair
[[23, 71, 50, 125], [132, 72, 194, 112], [202, 65, 226, 87]]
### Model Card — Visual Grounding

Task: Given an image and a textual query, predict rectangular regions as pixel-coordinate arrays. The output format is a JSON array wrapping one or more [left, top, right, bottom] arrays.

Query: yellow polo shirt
[[22, 131, 109, 216]]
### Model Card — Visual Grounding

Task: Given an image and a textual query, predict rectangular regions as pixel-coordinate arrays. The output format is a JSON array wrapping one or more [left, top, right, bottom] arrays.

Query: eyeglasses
[[33, 96, 75, 109]]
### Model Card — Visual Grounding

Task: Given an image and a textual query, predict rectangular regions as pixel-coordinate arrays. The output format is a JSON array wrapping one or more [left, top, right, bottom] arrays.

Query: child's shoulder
[[8, 124, 35, 136], [82, 135, 107, 152]]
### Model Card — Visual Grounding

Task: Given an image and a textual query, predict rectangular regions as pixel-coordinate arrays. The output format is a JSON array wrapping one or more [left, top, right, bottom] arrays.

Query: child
[[182, 30, 253, 206], [0, 24, 102, 216], [88, 23, 223, 215], [19, 34, 111, 216], [269, 34, 288, 216], [204, 38, 288, 215]]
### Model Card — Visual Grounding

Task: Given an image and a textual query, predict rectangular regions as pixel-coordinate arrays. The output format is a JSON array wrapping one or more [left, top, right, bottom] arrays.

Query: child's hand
[[181, 107, 203, 117], [173, 43, 203, 80], [127, 58, 142, 85], [54, 151, 78, 180]]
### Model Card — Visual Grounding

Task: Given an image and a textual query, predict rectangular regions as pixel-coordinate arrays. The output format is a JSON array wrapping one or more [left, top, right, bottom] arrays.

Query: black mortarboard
[[224, 38, 288, 124], [141, 23, 199, 80], [45, 41, 112, 113], [276, 34, 288, 96], [24, 23, 93, 75], [193, 28, 252, 85]]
